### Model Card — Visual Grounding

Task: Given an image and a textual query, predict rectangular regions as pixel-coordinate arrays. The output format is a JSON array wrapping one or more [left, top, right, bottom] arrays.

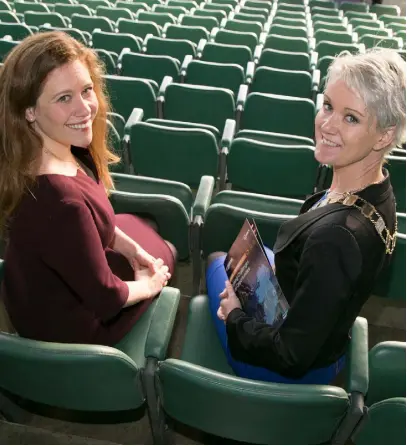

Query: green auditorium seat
[[136, 10, 177, 27], [104, 74, 158, 120], [317, 54, 334, 89], [359, 34, 403, 49], [274, 9, 308, 21], [202, 2, 234, 14], [118, 50, 180, 85], [395, 30, 406, 47], [167, 0, 198, 10], [197, 39, 253, 67], [211, 27, 259, 52], [80, 0, 111, 12], [193, 8, 228, 24], [311, 6, 341, 16], [153, 4, 188, 17], [143, 35, 196, 63], [221, 18, 263, 37], [272, 15, 310, 27], [54, 3, 92, 17], [238, 6, 269, 21], [0, 22, 32, 39], [179, 14, 219, 32], [92, 30, 142, 54], [353, 26, 392, 38], [158, 77, 237, 133], [124, 112, 220, 188], [0, 258, 181, 445], [0, 10, 19, 22], [39, 25, 90, 45], [315, 41, 364, 58], [345, 11, 377, 21], [210, 0, 238, 6], [386, 22, 406, 33], [117, 18, 162, 39], [163, 23, 209, 44], [313, 20, 350, 32], [258, 48, 318, 72], [71, 13, 114, 32], [268, 23, 310, 39], [0, 0, 12, 11], [264, 34, 313, 53], [95, 48, 117, 75], [233, 11, 267, 25], [315, 28, 356, 44], [240, 92, 318, 139], [370, 4, 400, 17], [115, 1, 149, 15], [278, 2, 308, 11], [386, 155, 406, 212], [96, 6, 134, 21], [234, 128, 315, 146], [244, 0, 273, 11], [180, 55, 245, 96], [353, 342, 406, 445], [14, 1, 50, 13], [349, 17, 383, 29], [310, 0, 338, 9], [340, 1, 368, 13], [221, 137, 318, 198], [312, 13, 345, 24], [24, 11, 69, 27], [0, 37, 18, 61]]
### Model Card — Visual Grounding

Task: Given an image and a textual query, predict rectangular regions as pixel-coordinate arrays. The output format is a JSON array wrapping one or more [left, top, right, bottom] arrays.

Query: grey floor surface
[[0, 260, 405, 445]]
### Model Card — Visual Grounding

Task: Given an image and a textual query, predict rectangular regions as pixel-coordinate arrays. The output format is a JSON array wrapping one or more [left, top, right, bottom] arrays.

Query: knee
[[207, 251, 227, 268], [165, 240, 178, 262]]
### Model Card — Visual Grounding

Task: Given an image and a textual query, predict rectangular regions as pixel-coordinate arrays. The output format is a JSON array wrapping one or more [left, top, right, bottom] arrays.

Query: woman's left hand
[[127, 245, 158, 273], [217, 280, 242, 321]]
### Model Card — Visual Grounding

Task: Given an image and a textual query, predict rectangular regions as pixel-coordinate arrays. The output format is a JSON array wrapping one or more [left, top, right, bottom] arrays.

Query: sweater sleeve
[[225, 224, 362, 378], [40, 199, 129, 322]]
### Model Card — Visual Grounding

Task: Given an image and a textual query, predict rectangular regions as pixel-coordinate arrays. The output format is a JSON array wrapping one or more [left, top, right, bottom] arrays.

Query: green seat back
[[245, 0, 272, 10], [104, 74, 157, 120], [0, 10, 19, 22], [317, 54, 335, 81], [272, 15, 308, 26], [239, 6, 269, 20], [80, 0, 111, 11], [236, 128, 314, 146], [71, 13, 114, 32], [115, 1, 149, 15], [387, 155, 406, 212], [310, 0, 337, 8], [180, 14, 218, 31], [311, 6, 341, 16], [376, 14, 405, 26], [202, 3, 234, 14], [345, 11, 377, 21], [0, 38, 18, 61], [14, 1, 50, 13], [0, 22, 32, 39], [185, 59, 244, 96], [259, 48, 311, 71], [129, 122, 219, 187], [96, 6, 134, 21], [233, 11, 267, 24], [269, 23, 309, 38], [0, 0, 12, 11], [228, 138, 317, 197], [349, 17, 382, 29], [201, 41, 252, 67], [312, 13, 344, 24], [164, 82, 235, 132], [316, 40, 361, 58], [370, 4, 400, 17], [386, 22, 406, 33], [24, 11, 68, 27], [355, 397, 406, 445], [353, 26, 391, 38], [313, 20, 348, 32], [274, 10, 308, 21], [340, 1, 368, 13], [252, 66, 312, 98], [242, 92, 315, 139], [223, 18, 263, 37], [145, 36, 196, 62], [360, 34, 402, 49], [265, 34, 310, 53], [212, 190, 303, 215], [120, 52, 180, 85], [165, 24, 209, 44], [366, 341, 406, 406], [40, 25, 90, 44], [54, 3, 92, 16], [315, 28, 354, 43], [92, 30, 142, 54], [167, 0, 198, 10], [153, 4, 188, 16], [117, 18, 162, 38], [95, 49, 117, 74], [214, 28, 258, 53], [107, 119, 124, 172], [193, 8, 227, 24], [137, 11, 177, 27]]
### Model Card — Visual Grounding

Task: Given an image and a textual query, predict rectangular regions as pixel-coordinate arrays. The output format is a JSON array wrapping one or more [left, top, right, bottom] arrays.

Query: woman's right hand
[[134, 258, 171, 299]]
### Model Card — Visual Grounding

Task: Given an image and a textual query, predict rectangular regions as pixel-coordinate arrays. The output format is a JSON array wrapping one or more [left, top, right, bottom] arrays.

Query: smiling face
[[26, 59, 99, 151], [315, 79, 388, 169]]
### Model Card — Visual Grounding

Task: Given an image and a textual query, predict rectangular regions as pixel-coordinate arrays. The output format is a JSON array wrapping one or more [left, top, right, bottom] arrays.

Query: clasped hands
[[217, 280, 242, 322]]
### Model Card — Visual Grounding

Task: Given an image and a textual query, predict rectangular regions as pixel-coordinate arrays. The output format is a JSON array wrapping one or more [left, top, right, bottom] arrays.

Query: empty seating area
[[0, 0, 406, 444]]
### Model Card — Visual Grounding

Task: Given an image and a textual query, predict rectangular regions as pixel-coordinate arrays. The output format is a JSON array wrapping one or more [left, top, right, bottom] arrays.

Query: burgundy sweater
[[1, 147, 149, 345]]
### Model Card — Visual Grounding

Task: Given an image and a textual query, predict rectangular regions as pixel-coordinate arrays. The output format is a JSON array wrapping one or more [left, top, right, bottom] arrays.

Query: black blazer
[[226, 170, 397, 379]]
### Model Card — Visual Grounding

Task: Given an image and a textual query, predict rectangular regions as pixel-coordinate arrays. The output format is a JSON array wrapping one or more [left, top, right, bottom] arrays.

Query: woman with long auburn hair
[[0, 32, 176, 345]]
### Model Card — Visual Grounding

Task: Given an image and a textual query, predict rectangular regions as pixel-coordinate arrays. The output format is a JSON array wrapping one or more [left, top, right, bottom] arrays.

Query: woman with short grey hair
[[206, 48, 405, 384]]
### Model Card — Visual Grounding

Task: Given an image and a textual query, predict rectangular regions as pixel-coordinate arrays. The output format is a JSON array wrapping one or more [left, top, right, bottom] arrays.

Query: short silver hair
[[325, 48, 406, 150]]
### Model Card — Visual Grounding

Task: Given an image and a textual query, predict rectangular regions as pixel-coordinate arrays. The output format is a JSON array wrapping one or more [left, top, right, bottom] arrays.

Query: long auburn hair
[[0, 31, 119, 236]]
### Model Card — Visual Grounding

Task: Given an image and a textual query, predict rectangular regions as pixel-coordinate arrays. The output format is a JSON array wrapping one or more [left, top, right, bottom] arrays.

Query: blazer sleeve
[[40, 199, 129, 322], [225, 224, 363, 378]]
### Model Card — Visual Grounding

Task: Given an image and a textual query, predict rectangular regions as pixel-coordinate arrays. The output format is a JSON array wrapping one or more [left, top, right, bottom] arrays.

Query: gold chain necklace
[[43, 147, 82, 171]]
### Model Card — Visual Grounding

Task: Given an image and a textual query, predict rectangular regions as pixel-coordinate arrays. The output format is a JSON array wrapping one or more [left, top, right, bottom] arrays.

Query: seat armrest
[[209, 26, 219, 41], [315, 93, 324, 114], [180, 54, 193, 78], [197, 38, 207, 58], [192, 175, 215, 219], [142, 33, 153, 52], [117, 47, 131, 74], [162, 22, 170, 37], [124, 108, 144, 135], [308, 37, 316, 52], [221, 118, 236, 152], [236, 84, 248, 112], [158, 75, 173, 101], [253, 44, 263, 64], [346, 317, 369, 396], [219, 17, 227, 28], [258, 31, 267, 46], [311, 68, 320, 92], [310, 50, 318, 71], [346, 23, 353, 34], [359, 43, 366, 53], [144, 287, 181, 360], [352, 32, 358, 43], [245, 61, 255, 84]]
